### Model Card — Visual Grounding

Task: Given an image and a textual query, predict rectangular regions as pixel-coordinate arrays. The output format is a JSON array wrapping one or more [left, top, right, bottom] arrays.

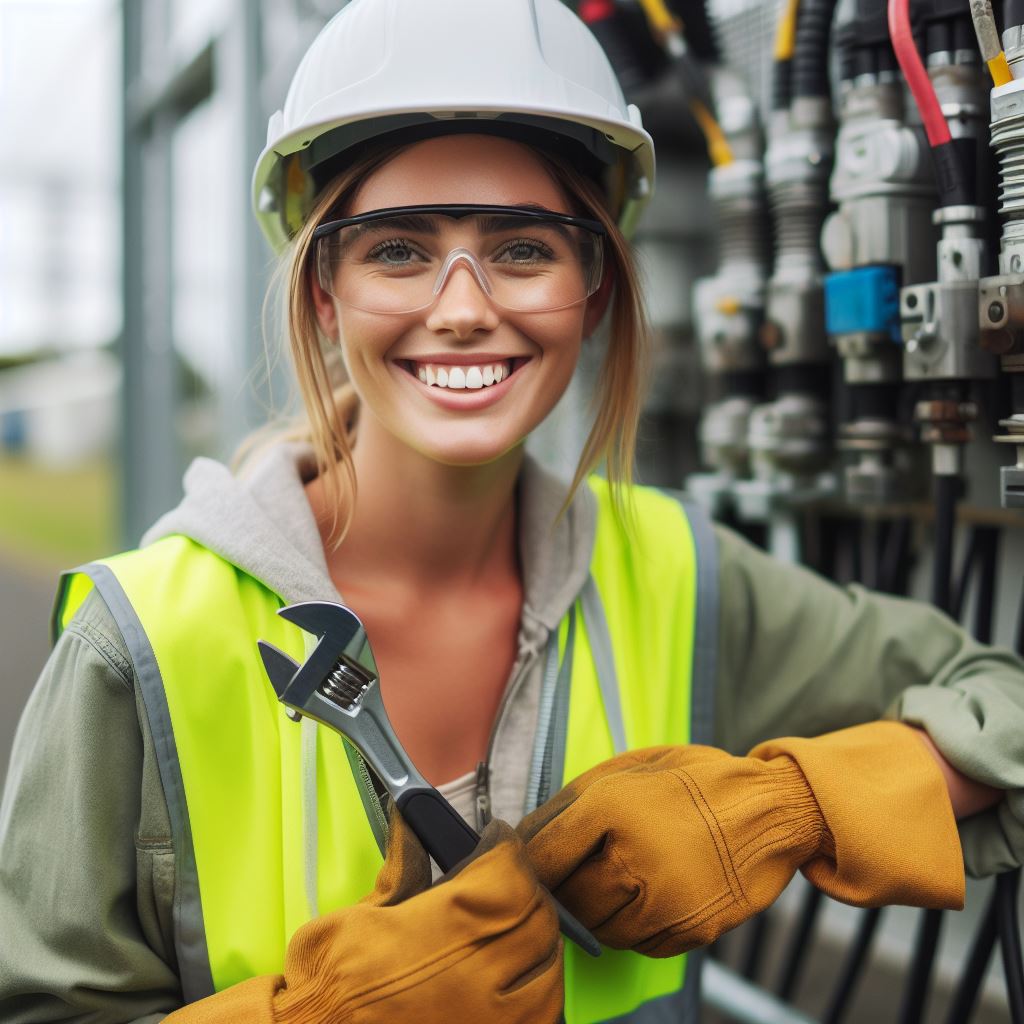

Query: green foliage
[[0, 456, 116, 570]]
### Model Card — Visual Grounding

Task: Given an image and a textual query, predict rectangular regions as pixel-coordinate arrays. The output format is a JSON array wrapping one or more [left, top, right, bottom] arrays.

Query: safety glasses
[[313, 204, 606, 314]]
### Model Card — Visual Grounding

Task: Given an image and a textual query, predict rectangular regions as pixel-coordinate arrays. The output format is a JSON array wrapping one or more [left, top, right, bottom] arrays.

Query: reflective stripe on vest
[[53, 479, 718, 1024]]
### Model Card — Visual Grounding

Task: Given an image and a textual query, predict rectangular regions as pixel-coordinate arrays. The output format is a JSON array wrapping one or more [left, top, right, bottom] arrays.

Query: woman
[[2, 1, 1023, 1022]]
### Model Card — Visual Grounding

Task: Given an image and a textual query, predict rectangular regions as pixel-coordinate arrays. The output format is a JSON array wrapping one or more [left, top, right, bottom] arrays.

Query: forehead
[[348, 134, 571, 215]]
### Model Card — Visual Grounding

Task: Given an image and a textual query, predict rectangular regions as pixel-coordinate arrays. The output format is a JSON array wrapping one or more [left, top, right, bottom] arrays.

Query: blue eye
[[366, 239, 424, 266], [494, 238, 555, 264]]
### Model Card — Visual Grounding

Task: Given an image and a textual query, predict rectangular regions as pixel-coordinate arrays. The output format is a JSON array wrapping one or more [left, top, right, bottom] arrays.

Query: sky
[[0, 0, 120, 355]]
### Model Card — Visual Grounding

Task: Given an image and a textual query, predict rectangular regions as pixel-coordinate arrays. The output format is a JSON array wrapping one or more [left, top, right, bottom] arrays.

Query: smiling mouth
[[402, 358, 527, 391]]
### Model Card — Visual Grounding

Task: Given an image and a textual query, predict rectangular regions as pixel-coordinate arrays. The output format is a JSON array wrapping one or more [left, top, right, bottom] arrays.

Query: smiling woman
[[3, 1, 1024, 1023]]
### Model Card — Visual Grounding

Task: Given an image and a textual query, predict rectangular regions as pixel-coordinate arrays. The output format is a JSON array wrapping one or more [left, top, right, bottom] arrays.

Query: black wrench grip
[[396, 787, 601, 958]]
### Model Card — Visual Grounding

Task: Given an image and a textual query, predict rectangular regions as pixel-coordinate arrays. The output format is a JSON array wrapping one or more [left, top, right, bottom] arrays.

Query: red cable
[[887, 0, 951, 147], [579, 0, 616, 23]]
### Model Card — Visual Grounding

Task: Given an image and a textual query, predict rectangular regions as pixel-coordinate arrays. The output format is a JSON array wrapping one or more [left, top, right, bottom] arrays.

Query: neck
[[313, 420, 524, 596]]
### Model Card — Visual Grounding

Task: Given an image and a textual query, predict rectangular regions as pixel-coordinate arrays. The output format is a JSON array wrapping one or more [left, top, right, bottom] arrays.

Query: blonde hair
[[248, 138, 650, 546]]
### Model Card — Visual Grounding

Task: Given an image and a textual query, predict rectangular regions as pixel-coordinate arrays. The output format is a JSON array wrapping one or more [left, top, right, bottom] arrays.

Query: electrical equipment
[[823, 0, 933, 505], [978, 2, 1024, 508]]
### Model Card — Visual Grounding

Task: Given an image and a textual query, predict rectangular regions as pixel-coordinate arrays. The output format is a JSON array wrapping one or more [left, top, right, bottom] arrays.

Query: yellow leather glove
[[517, 721, 965, 958], [165, 810, 563, 1023]]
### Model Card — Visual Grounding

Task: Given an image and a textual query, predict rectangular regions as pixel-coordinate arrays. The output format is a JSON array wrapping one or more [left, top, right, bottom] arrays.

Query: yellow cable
[[988, 52, 1013, 87], [690, 99, 735, 167], [636, 0, 682, 38], [773, 0, 801, 61]]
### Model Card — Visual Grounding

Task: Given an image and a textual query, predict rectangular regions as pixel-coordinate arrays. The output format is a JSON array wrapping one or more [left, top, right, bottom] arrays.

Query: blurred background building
[[1, 0, 1022, 1020]]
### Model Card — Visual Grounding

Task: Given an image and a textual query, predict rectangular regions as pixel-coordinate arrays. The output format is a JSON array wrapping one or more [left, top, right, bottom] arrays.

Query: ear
[[310, 265, 340, 338], [583, 269, 614, 339]]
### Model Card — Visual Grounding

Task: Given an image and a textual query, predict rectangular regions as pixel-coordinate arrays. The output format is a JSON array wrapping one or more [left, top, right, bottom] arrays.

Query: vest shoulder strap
[[53, 543, 217, 1002]]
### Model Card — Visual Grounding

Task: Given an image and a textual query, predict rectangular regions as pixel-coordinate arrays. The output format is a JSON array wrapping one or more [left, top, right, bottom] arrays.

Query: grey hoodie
[[3, 444, 1024, 1022]]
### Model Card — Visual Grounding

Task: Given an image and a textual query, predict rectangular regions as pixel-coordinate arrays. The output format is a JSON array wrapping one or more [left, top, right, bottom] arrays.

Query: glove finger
[[494, 887, 562, 995], [365, 803, 431, 907], [495, 920, 564, 1024], [548, 842, 641, 933], [517, 746, 685, 843], [497, 951, 565, 1024]]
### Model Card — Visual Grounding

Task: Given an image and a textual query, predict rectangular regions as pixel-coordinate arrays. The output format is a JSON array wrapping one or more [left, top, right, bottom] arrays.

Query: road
[[0, 548, 62, 788]]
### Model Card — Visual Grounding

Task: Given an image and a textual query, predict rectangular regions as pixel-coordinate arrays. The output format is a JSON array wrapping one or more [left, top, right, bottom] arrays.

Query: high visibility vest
[[54, 478, 719, 1024]]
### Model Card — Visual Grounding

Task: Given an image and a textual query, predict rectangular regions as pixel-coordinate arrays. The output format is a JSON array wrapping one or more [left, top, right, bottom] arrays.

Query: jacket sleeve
[[711, 523, 1024, 878], [0, 590, 183, 1022]]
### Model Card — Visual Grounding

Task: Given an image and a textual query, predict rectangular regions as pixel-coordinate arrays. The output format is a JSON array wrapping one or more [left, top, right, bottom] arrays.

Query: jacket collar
[[142, 443, 597, 640]]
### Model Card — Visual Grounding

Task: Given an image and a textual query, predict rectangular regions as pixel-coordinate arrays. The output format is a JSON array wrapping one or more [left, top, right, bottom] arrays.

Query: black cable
[[899, 910, 944, 1024], [944, 885, 1000, 1024], [824, 908, 884, 1024], [740, 913, 772, 981], [1009, 0, 1024, 32], [772, 56, 792, 112], [775, 886, 823, 1000], [931, 474, 960, 616], [577, 2, 657, 96], [792, 0, 841, 100], [998, 870, 1024, 1023], [899, 470, 961, 1023], [951, 526, 980, 623], [879, 517, 913, 596], [666, 0, 721, 62], [1016, 575, 1024, 657], [972, 527, 1000, 645]]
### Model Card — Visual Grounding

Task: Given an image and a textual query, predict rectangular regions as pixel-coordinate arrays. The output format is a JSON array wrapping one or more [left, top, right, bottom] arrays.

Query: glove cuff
[[750, 721, 965, 910], [162, 976, 281, 1024]]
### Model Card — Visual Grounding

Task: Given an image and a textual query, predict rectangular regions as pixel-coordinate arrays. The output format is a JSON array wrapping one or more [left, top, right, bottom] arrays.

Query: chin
[[411, 431, 526, 469]]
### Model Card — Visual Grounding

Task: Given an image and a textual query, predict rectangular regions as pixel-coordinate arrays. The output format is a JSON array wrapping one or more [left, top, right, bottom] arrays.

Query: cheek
[[505, 308, 587, 361], [336, 311, 412, 376]]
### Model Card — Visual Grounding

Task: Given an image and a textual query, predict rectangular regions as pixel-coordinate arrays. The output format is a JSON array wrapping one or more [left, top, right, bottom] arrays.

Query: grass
[[0, 455, 117, 570]]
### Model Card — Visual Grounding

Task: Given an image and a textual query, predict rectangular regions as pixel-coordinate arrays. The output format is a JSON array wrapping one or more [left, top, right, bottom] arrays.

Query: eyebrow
[[348, 214, 442, 238], [337, 210, 576, 252]]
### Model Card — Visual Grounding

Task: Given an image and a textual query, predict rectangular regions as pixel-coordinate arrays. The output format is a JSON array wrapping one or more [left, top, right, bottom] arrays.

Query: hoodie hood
[[141, 442, 597, 641]]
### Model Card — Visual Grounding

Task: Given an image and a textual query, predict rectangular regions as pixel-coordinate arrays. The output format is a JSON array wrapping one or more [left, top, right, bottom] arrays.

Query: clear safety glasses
[[312, 204, 606, 315]]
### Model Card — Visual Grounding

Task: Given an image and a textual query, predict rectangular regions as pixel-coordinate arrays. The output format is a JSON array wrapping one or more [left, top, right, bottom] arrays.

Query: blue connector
[[825, 265, 902, 343]]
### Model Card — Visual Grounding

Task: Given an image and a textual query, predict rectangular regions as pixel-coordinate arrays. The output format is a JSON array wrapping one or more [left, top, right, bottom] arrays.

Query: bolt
[[909, 325, 938, 354], [989, 301, 1006, 323]]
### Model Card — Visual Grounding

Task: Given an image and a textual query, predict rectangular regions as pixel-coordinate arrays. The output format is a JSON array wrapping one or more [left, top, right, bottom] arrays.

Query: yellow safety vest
[[54, 478, 719, 1024]]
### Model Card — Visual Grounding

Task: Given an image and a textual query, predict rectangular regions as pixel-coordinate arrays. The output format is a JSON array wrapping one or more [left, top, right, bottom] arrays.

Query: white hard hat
[[252, 0, 655, 252]]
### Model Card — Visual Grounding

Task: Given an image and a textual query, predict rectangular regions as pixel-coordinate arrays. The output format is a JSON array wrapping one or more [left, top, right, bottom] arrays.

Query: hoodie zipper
[[474, 761, 492, 830], [477, 634, 547, 825]]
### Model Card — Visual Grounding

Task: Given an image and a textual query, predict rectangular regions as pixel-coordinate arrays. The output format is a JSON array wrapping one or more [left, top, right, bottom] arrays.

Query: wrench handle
[[397, 787, 479, 870], [396, 787, 601, 958]]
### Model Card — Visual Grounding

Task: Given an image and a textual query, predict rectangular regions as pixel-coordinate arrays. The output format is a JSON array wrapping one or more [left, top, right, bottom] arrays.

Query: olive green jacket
[[2, 446, 1024, 1022]]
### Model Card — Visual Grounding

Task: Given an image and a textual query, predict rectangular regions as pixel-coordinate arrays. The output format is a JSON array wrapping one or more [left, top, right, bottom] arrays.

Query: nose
[[424, 256, 501, 339]]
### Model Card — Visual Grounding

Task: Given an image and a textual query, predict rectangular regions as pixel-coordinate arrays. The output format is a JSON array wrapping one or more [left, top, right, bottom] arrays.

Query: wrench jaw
[[256, 641, 306, 721], [257, 640, 299, 700], [277, 601, 364, 652], [258, 601, 382, 729]]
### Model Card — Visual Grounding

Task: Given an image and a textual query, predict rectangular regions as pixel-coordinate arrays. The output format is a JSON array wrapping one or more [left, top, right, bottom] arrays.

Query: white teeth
[[412, 360, 513, 390]]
